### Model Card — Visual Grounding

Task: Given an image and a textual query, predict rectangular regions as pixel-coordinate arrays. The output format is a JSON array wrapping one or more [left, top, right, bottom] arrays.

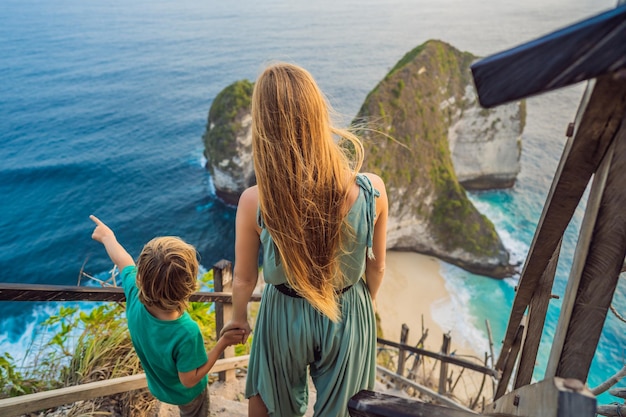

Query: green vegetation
[[0, 270, 252, 416], [429, 164, 498, 256], [202, 79, 254, 170], [388, 43, 427, 77], [356, 39, 506, 269]]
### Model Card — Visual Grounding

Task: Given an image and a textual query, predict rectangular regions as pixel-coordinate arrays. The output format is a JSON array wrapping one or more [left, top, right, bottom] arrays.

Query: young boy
[[89, 215, 244, 417]]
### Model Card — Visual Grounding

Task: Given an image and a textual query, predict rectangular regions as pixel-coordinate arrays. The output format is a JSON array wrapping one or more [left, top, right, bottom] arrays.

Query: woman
[[222, 62, 388, 417]]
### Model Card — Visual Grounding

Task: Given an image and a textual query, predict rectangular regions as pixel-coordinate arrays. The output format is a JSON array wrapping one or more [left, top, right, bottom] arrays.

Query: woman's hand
[[221, 319, 252, 344]]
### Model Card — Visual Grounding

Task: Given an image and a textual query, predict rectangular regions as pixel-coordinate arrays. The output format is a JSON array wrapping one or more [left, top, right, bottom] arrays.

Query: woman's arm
[[220, 186, 261, 339], [363, 174, 388, 302]]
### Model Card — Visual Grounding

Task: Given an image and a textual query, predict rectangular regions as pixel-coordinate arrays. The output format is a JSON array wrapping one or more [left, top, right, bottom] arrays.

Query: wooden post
[[514, 239, 561, 389], [489, 377, 596, 417], [438, 333, 451, 395], [495, 317, 526, 400], [545, 133, 616, 379], [485, 319, 497, 396], [555, 116, 626, 381], [485, 320, 495, 370], [495, 73, 626, 374], [213, 259, 235, 382], [407, 328, 429, 381], [396, 324, 409, 389]]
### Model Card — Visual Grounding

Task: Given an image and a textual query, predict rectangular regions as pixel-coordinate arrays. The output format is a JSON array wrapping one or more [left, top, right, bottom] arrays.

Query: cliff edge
[[202, 40, 523, 277], [354, 40, 520, 277]]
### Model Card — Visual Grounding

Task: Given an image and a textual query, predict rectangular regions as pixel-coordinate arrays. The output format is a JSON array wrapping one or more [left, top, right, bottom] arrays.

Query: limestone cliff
[[355, 39, 517, 277], [202, 80, 255, 205], [448, 86, 525, 189], [202, 40, 521, 277]]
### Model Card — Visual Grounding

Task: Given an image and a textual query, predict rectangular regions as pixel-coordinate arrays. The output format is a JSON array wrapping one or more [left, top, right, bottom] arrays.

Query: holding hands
[[220, 328, 249, 346], [221, 319, 252, 345]]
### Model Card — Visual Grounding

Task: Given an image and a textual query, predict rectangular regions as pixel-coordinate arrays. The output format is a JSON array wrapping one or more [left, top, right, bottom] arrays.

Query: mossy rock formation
[[203, 40, 521, 277], [355, 39, 517, 277], [202, 79, 255, 205]]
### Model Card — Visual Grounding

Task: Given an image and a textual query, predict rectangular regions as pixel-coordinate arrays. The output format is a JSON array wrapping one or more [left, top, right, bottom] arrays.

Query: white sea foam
[[0, 303, 61, 366], [433, 265, 493, 359]]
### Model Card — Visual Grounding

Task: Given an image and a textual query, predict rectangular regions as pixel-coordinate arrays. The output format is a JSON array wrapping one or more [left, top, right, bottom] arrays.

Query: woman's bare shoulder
[[238, 186, 259, 211], [361, 172, 386, 192], [241, 185, 259, 200]]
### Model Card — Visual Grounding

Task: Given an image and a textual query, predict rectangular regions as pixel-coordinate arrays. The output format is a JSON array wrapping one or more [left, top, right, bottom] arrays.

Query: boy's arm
[[89, 215, 135, 271], [178, 329, 245, 388]]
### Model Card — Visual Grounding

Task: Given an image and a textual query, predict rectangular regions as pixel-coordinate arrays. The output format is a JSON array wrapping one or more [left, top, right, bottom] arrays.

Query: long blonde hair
[[252, 62, 364, 321]]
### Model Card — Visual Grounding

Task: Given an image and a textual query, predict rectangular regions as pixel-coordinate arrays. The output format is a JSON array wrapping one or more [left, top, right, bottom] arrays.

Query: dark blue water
[[1, 0, 622, 401]]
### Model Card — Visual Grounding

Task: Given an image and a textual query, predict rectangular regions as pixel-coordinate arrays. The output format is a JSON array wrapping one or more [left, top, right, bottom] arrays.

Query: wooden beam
[[0, 355, 249, 417], [439, 333, 452, 395], [514, 240, 561, 389], [349, 385, 478, 417], [496, 74, 626, 373], [545, 131, 616, 377], [0, 283, 261, 303], [591, 366, 626, 396], [396, 324, 409, 390], [471, 4, 626, 107], [597, 404, 626, 417], [608, 387, 626, 399], [556, 113, 626, 381], [213, 260, 236, 383], [377, 338, 498, 378], [495, 319, 525, 400], [486, 377, 596, 417]]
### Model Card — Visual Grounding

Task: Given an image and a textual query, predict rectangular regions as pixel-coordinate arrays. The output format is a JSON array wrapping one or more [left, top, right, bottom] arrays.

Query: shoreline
[[377, 250, 486, 360], [377, 250, 493, 404]]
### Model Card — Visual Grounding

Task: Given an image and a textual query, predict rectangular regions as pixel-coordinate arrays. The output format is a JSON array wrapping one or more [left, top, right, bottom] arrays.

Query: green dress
[[246, 174, 380, 417]]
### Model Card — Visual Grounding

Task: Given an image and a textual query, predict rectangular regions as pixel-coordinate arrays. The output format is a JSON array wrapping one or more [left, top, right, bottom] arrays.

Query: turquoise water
[[1, 0, 622, 404]]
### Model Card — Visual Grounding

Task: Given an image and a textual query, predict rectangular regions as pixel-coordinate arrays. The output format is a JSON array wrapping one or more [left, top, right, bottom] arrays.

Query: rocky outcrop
[[355, 40, 518, 277], [202, 40, 521, 277], [447, 85, 525, 190], [202, 80, 255, 205]]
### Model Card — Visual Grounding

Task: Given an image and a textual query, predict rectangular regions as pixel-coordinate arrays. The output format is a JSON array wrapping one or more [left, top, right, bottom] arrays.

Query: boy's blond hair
[[136, 236, 199, 314]]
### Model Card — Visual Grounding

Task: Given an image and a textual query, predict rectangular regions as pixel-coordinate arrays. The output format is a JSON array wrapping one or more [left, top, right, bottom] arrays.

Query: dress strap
[[355, 174, 380, 260], [257, 206, 265, 228]]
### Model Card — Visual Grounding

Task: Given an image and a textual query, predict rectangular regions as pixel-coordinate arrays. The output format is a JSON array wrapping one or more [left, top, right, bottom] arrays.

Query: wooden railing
[[0, 260, 261, 417], [371, 321, 498, 415]]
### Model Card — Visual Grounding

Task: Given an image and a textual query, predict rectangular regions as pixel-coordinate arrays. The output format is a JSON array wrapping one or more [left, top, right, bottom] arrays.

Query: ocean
[[1, 0, 622, 404]]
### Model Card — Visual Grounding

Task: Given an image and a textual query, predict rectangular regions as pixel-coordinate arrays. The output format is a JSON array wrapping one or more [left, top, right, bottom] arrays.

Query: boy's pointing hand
[[89, 215, 115, 244]]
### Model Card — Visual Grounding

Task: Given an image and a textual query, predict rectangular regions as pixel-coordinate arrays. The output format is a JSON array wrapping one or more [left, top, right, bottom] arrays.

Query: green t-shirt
[[121, 266, 208, 405]]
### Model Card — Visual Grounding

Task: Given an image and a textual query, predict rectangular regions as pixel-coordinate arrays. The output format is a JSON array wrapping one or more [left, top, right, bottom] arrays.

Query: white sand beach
[[377, 250, 484, 357], [376, 251, 494, 404]]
